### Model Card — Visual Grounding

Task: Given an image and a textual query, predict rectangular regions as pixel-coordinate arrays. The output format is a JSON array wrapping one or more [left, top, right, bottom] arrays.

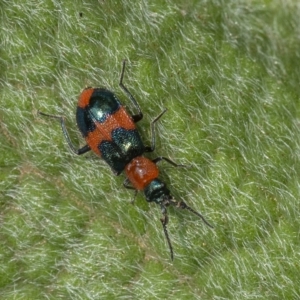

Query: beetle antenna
[[172, 199, 214, 229], [160, 206, 174, 261]]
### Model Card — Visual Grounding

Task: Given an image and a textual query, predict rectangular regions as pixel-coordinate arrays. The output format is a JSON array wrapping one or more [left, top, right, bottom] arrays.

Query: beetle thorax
[[125, 156, 159, 191]]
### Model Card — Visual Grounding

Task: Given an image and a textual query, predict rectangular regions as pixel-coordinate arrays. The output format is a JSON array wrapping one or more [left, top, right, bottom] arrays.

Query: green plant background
[[1, 0, 300, 299]]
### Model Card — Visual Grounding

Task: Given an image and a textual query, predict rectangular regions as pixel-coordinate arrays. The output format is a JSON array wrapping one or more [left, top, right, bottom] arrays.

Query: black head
[[144, 178, 213, 260], [144, 179, 171, 204]]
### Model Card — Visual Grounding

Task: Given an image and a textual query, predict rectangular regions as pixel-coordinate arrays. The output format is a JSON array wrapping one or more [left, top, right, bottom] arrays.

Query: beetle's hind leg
[[119, 60, 143, 123], [38, 111, 91, 155]]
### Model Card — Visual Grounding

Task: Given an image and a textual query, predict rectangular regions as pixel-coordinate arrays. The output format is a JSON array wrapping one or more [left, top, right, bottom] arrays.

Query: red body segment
[[85, 130, 102, 156], [78, 88, 95, 108], [125, 156, 159, 190], [84, 106, 136, 156]]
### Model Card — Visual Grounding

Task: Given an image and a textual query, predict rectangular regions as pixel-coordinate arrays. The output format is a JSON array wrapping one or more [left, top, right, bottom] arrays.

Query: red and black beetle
[[39, 60, 213, 260]]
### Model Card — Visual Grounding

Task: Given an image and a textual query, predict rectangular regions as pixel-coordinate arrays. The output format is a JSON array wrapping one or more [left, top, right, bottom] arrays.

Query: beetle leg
[[123, 178, 138, 204], [119, 60, 143, 123], [38, 111, 91, 155], [144, 108, 168, 152], [152, 156, 187, 168]]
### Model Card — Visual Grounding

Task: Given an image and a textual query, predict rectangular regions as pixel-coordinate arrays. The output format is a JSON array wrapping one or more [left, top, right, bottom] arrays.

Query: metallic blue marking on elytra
[[99, 141, 127, 174], [98, 128, 145, 174], [76, 88, 121, 138], [89, 88, 121, 123], [111, 127, 144, 158], [76, 106, 96, 137]]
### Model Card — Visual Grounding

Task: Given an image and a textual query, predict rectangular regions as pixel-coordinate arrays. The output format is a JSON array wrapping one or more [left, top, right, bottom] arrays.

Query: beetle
[[39, 60, 213, 260]]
